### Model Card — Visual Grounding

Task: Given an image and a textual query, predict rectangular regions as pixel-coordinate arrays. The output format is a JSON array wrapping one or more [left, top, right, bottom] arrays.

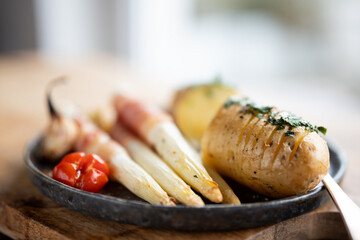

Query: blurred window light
[[29, 0, 360, 94]]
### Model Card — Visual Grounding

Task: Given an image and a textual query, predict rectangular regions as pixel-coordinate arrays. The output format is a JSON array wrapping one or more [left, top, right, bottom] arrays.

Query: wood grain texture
[[0, 52, 359, 239], [247, 212, 349, 240]]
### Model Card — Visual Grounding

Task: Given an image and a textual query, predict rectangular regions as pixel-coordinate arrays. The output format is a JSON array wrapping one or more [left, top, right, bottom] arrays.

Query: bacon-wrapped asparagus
[[42, 93, 175, 206], [113, 95, 223, 203]]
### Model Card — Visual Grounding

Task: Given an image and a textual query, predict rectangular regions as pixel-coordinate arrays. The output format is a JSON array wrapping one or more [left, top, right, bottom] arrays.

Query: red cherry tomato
[[81, 153, 109, 176], [53, 152, 109, 193], [76, 169, 109, 193], [52, 161, 78, 187]]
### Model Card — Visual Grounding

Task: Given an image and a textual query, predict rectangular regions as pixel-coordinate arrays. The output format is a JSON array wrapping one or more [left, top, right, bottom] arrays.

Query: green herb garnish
[[266, 113, 326, 135], [277, 125, 285, 130], [193, 175, 198, 178], [316, 126, 327, 135], [223, 97, 327, 137], [224, 98, 242, 108], [285, 131, 295, 137]]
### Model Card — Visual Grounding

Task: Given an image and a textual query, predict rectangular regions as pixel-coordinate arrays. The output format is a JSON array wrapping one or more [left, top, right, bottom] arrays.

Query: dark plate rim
[[25, 136, 347, 211]]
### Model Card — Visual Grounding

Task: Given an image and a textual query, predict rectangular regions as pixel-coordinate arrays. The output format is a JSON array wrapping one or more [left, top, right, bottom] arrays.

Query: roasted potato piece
[[201, 97, 329, 198], [172, 82, 237, 144]]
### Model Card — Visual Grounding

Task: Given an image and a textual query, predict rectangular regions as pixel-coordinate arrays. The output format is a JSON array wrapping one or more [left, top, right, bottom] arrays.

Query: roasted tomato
[[53, 152, 109, 193]]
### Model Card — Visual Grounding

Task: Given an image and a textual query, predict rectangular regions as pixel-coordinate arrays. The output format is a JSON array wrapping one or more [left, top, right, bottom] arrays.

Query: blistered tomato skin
[[61, 152, 86, 165], [81, 153, 109, 177], [52, 152, 109, 193], [53, 162, 78, 187], [77, 169, 109, 193]]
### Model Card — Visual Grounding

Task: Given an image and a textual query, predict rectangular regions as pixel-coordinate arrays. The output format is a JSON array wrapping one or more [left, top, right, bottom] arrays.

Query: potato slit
[[260, 126, 278, 163], [243, 117, 262, 170], [243, 117, 262, 152], [288, 131, 309, 165], [237, 115, 255, 146], [251, 121, 268, 151], [224, 107, 241, 179], [271, 127, 288, 169]]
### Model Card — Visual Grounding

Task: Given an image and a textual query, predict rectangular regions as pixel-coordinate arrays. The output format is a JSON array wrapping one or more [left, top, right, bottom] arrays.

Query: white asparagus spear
[[113, 95, 223, 203], [111, 123, 205, 207], [42, 92, 175, 206], [74, 120, 175, 206], [148, 122, 222, 203], [205, 165, 241, 205]]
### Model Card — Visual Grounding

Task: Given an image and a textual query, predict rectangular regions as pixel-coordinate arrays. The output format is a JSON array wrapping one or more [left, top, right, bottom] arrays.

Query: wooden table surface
[[0, 52, 359, 239]]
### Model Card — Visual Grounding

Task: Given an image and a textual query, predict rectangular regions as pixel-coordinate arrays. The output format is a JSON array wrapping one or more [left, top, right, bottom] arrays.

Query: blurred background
[[1, 0, 360, 93]]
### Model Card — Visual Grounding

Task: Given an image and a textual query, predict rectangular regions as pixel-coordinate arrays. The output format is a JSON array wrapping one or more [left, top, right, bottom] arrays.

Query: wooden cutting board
[[0, 52, 358, 239]]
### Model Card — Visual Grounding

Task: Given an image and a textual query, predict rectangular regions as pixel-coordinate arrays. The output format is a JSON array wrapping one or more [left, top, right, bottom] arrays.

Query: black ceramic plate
[[25, 137, 346, 231]]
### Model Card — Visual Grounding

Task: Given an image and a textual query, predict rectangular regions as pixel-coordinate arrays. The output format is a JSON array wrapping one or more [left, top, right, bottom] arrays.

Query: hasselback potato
[[201, 97, 329, 198]]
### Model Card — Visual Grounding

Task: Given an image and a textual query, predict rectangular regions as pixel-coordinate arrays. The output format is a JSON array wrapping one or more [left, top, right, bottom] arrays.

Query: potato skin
[[201, 104, 330, 198], [172, 84, 237, 144]]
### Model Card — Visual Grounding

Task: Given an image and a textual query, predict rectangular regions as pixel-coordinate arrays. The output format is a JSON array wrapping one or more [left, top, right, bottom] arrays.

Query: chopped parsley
[[277, 125, 285, 130], [317, 126, 327, 135], [285, 131, 295, 137], [193, 175, 198, 178], [223, 97, 327, 137], [224, 99, 239, 108], [266, 112, 327, 135]]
